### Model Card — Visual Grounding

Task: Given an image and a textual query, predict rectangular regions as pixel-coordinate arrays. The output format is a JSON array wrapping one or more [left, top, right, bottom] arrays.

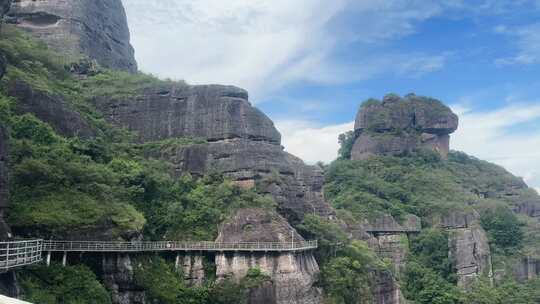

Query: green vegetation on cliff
[[19, 264, 111, 304], [0, 26, 275, 241], [133, 256, 270, 304], [328, 135, 540, 303]]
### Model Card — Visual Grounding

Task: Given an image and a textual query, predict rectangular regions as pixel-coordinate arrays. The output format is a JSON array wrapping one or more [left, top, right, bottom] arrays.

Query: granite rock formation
[[0, 1, 11, 239], [0, 123, 10, 240], [0, 0, 10, 78], [367, 234, 407, 304], [102, 254, 145, 304], [181, 255, 205, 286], [512, 256, 540, 281], [351, 94, 458, 160], [361, 215, 419, 304], [7, 0, 137, 72], [6, 80, 95, 138], [215, 208, 321, 304], [448, 226, 492, 288], [93, 84, 333, 224], [439, 211, 493, 288], [0, 0, 10, 21]]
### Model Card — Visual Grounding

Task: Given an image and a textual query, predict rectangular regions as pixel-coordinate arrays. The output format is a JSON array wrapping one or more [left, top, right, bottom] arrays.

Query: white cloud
[[122, 0, 447, 99], [277, 102, 540, 191], [275, 120, 353, 164], [451, 103, 540, 190], [495, 23, 540, 65]]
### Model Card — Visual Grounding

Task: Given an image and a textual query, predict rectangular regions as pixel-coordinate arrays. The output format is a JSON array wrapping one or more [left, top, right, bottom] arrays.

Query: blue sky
[[122, 0, 540, 192]]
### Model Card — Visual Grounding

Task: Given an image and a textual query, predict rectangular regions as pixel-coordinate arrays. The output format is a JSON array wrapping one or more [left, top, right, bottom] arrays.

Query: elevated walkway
[[0, 239, 318, 270], [0, 240, 42, 270], [42, 240, 318, 253]]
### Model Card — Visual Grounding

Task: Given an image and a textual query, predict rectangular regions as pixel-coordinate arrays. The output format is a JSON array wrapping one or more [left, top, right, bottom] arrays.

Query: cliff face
[[0, 0, 11, 239], [351, 94, 458, 160], [93, 84, 333, 224], [102, 254, 145, 304], [441, 211, 492, 288], [215, 208, 321, 304], [7, 0, 137, 72], [7, 80, 95, 138], [0, 123, 10, 239]]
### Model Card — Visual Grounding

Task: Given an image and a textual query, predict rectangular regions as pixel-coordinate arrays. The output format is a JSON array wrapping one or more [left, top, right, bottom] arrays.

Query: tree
[[410, 229, 455, 281], [322, 241, 385, 304], [403, 261, 461, 304], [297, 214, 348, 264], [479, 206, 523, 253], [338, 131, 357, 160]]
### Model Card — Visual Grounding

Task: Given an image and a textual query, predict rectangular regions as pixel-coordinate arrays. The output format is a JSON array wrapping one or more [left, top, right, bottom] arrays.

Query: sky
[[122, 0, 540, 192]]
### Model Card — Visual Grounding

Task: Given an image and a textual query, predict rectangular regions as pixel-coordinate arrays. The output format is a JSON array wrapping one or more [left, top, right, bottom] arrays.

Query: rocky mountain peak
[[7, 0, 137, 72], [351, 93, 459, 160]]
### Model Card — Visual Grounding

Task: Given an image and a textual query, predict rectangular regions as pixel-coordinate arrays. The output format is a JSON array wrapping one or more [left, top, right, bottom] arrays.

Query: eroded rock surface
[[95, 84, 279, 144], [431, 210, 493, 288], [351, 94, 458, 160], [181, 255, 205, 287], [367, 235, 407, 304], [94, 84, 333, 224], [513, 256, 540, 281], [7, 80, 95, 138], [102, 254, 145, 304], [0, 124, 10, 240], [216, 208, 321, 304], [8, 0, 137, 72]]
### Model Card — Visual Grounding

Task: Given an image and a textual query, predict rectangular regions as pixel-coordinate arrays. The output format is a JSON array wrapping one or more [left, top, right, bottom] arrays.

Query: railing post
[[5, 242, 9, 266]]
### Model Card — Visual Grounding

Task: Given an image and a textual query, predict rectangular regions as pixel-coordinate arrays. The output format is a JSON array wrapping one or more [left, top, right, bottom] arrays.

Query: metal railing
[[0, 239, 43, 270], [42, 240, 318, 253], [365, 228, 421, 233]]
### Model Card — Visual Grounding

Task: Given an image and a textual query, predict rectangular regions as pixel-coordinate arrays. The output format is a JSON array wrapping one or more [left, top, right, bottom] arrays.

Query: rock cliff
[[102, 254, 145, 304], [448, 226, 492, 288], [93, 84, 333, 224], [6, 80, 95, 138], [0, 0, 11, 239], [215, 208, 321, 304], [351, 94, 458, 160], [0, 123, 10, 240], [430, 211, 492, 288], [7, 0, 137, 72]]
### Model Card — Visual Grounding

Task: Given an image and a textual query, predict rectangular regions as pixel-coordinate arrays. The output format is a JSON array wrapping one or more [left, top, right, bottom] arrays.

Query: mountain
[[0, 1, 539, 304], [7, 0, 137, 72]]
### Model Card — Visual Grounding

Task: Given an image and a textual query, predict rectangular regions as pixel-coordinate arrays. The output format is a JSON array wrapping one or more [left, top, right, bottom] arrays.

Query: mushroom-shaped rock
[[351, 94, 459, 160]]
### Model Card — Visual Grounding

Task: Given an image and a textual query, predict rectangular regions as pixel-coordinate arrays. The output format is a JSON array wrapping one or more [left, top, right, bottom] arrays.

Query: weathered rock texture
[[361, 214, 421, 233], [442, 211, 493, 288], [180, 254, 205, 286], [0, 1, 10, 238], [0, 124, 11, 240], [93, 84, 333, 224], [7, 80, 95, 138], [351, 94, 458, 160], [7, 0, 137, 72], [215, 208, 321, 304], [512, 256, 540, 281], [102, 254, 145, 304], [367, 234, 407, 304], [448, 226, 492, 288]]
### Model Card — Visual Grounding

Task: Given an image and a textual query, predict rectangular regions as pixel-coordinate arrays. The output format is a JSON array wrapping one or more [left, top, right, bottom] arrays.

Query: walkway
[[42, 240, 318, 253], [0, 239, 42, 270], [0, 239, 318, 270]]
